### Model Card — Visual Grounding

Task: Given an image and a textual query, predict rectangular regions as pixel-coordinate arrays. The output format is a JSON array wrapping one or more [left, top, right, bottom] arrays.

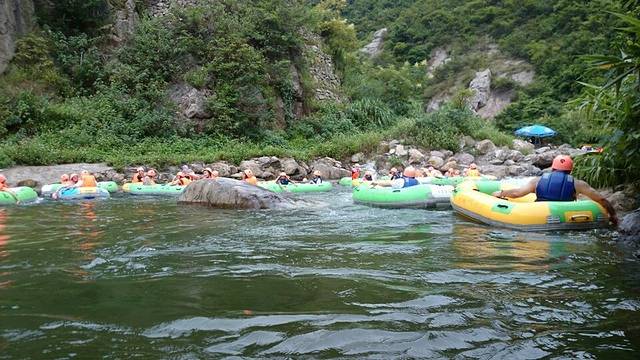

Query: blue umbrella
[[514, 124, 557, 138]]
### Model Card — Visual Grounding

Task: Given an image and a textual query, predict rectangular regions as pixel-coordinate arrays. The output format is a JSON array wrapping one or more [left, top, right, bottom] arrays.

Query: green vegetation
[[0, 0, 637, 183]]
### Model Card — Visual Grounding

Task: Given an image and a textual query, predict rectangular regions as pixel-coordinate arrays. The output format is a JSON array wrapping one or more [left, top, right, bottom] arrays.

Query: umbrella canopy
[[514, 124, 557, 138]]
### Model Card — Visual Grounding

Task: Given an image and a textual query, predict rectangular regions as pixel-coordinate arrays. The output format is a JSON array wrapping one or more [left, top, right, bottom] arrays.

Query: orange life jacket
[[132, 173, 144, 183], [179, 177, 192, 186], [81, 175, 98, 188], [244, 176, 258, 186]]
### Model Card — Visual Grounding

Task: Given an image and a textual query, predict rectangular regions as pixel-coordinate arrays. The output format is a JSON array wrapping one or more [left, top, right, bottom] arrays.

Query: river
[[0, 188, 639, 358]]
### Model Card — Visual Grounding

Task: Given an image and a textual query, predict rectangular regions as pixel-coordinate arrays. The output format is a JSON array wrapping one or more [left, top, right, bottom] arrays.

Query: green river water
[[0, 188, 639, 358]]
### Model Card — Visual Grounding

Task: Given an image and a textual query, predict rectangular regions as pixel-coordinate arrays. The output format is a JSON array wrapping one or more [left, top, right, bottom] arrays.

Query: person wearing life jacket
[[361, 171, 373, 182], [60, 174, 74, 186], [75, 170, 98, 188], [464, 163, 481, 177], [492, 155, 618, 226], [386, 167, 419, 189], [351, 164, 361, 180], [275, 172, 291, 185], [132, 167, 145, 183], [309, 170, 323, 184], [242, 169, 258, 186], [181, 165, 199, 181], [144, 169, 157, 185], [170, 172, 192, 186], [389, 167, 402, 180], [0, 174, 19, 203]]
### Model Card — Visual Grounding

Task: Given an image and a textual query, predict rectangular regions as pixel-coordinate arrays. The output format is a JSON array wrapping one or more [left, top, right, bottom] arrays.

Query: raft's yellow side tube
[[451, 180, 610, 231]]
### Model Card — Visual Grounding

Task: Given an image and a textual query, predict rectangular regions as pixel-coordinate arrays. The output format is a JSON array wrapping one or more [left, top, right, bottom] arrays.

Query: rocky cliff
[[0, 0, 34, 74]]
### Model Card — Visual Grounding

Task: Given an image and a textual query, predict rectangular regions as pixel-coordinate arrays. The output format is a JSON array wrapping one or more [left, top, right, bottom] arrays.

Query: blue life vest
[[390, 173, 401, 180], [535, 171, 575, 201], [276, 178, 290, 185], [310, 177, 322, 184], [402, 176, 419, 188]]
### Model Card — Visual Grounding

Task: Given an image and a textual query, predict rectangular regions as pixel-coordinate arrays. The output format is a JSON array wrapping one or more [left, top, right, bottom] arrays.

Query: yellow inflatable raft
[[451, 180, 610, 231]]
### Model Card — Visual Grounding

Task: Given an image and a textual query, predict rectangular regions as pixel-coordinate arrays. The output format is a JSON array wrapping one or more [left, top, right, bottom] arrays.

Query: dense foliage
[[0, 0, 637, 180]]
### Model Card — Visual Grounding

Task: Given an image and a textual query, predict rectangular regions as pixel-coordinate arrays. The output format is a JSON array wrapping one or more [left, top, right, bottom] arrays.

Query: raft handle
[[570, 214, 591, 222], [496, 204, 509, 209]]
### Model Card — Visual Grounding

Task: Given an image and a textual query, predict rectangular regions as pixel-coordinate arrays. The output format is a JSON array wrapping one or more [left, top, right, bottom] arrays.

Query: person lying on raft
[[170, 172, 192, 186], [52, 173, 79, 199], [351, 164, 361, 180], [492, 155, 618, 226], [423, 166, 443, 177], [464, 163, 480, 177], [132, 167, 145, 183], [275, 172, 292, 185], [144, 169, 157, 185], [72, 170, 98, 188], [309, 170, 323, 184], [242, 169, 258, 186], [0, 174, 20, 203], [60, 174, 74, 186], [389, 167, 402, 180], [372, 167, 420, 189], [202, 168, 218, 180]]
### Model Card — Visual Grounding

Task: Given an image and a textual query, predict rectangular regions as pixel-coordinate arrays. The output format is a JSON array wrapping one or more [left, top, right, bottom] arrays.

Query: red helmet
[[552, 155, 573, 172]]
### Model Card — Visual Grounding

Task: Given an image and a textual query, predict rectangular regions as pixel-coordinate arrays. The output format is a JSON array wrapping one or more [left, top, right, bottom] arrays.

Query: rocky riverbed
[[2, 138, 638, 245]]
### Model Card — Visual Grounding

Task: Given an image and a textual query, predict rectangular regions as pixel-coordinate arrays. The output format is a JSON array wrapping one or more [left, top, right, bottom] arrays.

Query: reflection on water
[[0, 191, 638, 358]]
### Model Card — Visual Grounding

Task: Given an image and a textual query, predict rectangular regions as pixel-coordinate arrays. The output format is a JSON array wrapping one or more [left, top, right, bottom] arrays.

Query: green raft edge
[[0, 187, 39, 205]]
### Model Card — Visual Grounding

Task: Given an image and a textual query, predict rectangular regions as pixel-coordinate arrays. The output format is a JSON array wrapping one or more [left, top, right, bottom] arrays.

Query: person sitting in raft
[[170, 172, 192, 186], [132, 167, 145, 183], [444, 168, 456, 177], [425, 166, 443, 177], [181, 165, 199, 181], [392, 167, 420, 189], [242, 169, 258, 186], [0, 174, 20, 203], [202, 168, 218, 179], [362, 171, 374, 182], [275, 172, 292, 185], [351, 164, 361, 180], [144, 169, 157, 185], [309, 170, 323, 184], [60, 174, 74, 186], [74, 170, 98, 188], [464, 163, 480, 177], [453, 169, 461, 176], [389, 167, 402, 180], [492, 155, 618, 226]]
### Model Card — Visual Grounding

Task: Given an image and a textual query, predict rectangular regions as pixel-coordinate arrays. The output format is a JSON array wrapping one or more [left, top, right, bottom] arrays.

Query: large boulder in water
[[178, 178, 297, 210], [619, 209, 640, 247]]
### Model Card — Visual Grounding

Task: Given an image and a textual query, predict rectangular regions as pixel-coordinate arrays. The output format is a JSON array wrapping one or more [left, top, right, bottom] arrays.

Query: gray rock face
[[113, 0, 138, 42], [533, 150, 559, 169], [468, 69, 492, 111], [512, 139, 535, 153], [455, 152, 475, 165], [619, 209, 640, 246], [1, 163, 114, 189], [426, 48, 451, 78], [309, 157, 350, 179], [475, 139, 496, 155], [303, 30, 342, 102], [360, 28, 387, 58], [0, 0, 34, 74], [408, 148, 425, 164], [427, 156, 444, 169], [178, 178, 297, 210]]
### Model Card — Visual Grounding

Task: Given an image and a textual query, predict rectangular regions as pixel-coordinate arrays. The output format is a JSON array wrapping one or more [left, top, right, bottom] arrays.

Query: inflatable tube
[[258, 181, 333, 193], [421, 175, 497, 186], [0, 187, 38, 205], [353, 184, 453, 209], [339, 176, 390, 187], [122, 183, 185, 196], [42, 181, 118, 195], [451, 180, 610, 231], [56, 187, 110, 200]]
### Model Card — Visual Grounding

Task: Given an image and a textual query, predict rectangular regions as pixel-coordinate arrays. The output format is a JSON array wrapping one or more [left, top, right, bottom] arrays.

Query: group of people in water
[[0, 154, 618, 226]]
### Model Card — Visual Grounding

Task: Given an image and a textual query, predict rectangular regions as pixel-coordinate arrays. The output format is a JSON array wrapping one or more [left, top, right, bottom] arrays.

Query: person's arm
[[575, 180, 618, 227], [492, 178, 538, 199]]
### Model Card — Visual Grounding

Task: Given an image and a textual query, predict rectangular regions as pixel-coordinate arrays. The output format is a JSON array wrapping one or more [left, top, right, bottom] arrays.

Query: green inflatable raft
[[258, 181, 333, 193], [353, 184, 453, 209], [42, 181, 118, 196], [122, 183, 185, 196], [0, 187, 38, 205], [339, 176, 390, 187]]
